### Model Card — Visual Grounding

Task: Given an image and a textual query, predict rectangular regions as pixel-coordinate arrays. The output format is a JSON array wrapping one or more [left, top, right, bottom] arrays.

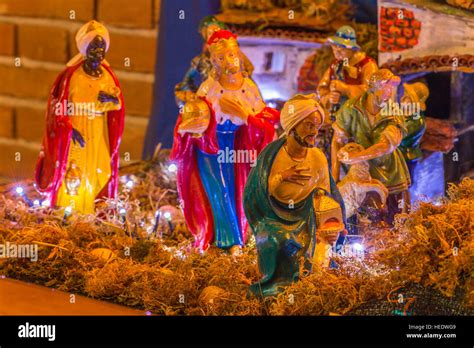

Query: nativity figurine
[[35, 20, 125, 214]]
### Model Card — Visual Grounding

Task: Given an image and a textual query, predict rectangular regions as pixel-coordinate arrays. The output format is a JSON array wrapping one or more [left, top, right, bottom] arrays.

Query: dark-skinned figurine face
[[290, 112, 323, 148], [86, 35, 106, 65]]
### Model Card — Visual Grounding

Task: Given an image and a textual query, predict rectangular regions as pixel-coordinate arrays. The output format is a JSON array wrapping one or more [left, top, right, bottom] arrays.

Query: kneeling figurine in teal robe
[[244, 94, 346, 298]]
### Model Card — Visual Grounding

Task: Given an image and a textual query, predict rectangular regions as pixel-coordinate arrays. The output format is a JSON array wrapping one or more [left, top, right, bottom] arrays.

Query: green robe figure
[[244, 95, 346, 298], [332, 69, 411, 224]]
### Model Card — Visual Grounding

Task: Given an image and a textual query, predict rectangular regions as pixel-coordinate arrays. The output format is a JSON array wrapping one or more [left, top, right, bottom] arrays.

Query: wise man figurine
[[332, 69, 411, 224], [35, 20, 125, 214], [244, 94, 345, 297], [171, 30, 279, 254], [174, 16, 254, 106]]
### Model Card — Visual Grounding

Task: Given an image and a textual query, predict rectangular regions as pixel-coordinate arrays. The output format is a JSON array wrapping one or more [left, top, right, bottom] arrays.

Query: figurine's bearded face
[[211, 43, 242, 76], [291, 112, 323, 148], [86, 35, 106, 63], [331, 45, 354, 61]]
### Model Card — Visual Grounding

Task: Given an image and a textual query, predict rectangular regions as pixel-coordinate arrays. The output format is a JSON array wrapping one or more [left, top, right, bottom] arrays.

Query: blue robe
[[196, 120, 243, 248]]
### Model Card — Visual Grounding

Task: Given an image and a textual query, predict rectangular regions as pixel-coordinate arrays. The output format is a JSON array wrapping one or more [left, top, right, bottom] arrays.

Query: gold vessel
[[178, 99, 211, 136], [65, 160, 82, 196]]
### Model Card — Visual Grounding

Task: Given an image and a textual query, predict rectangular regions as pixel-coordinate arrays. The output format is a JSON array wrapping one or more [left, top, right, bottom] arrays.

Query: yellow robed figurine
[[35, 20, 125, 214]]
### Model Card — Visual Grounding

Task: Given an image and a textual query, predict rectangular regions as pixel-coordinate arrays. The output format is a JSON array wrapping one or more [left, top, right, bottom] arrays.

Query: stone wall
[[0, 0, 160, 183]]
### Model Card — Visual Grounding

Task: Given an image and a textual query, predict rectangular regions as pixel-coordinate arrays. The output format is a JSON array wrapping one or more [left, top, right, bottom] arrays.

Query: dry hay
[[0, 151, 472, 315]]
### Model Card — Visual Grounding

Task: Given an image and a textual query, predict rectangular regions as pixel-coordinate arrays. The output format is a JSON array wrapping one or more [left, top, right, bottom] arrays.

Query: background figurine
[[316, 25, 378, 159], [398, 82, 429, 181], [35, 20, 125, 214], [171, 30, 279, 254], [332, 69, 410, 225], [244, 94, 345, 297], [317, 25, 378, 118], [174, 16, 254, 106]]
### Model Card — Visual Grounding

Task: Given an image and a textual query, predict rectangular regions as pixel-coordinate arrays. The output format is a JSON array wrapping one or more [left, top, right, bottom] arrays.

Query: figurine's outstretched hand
[[71, 128, 85, 148], [337, 148, 361, 165]]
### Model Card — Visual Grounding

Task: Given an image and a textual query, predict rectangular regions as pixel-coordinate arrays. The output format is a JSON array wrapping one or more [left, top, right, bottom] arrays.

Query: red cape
[[35, 62, 125, 206], [170, 98, 279, 250]]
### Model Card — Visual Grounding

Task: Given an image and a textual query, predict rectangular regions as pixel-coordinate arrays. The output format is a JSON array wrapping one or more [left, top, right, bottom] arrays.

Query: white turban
[[280, 94, 326, 135], [67, 20, 110, 67]]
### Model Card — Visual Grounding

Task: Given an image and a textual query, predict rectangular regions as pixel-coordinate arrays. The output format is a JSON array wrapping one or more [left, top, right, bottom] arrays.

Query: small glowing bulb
[[353, 243, 364, 252], [163, 212, 172, 220], [125, 180, 134, 189], [167, 163, 177, 173], [119, 208, 127, 216], [41, 199, 51, 207], [15, 187, 24, 195], [64, 206, 72, 215], [33, 200, 40, 206]]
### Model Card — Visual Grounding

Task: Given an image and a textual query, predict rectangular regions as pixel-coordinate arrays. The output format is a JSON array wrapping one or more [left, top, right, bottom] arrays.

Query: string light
[[62, 206, 73, 225], [167, 163, 177, 174], [119, 208, 130, 236], [152, 210, 161, 235], [340, 235, 365, 259], [119, 208, 127, 222], [15, 186, 33, 207], [125, 180, 134, 189]]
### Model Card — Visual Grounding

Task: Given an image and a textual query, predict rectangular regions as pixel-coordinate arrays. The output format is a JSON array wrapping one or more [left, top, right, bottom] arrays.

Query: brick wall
[[0, 0, 160, 183]]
